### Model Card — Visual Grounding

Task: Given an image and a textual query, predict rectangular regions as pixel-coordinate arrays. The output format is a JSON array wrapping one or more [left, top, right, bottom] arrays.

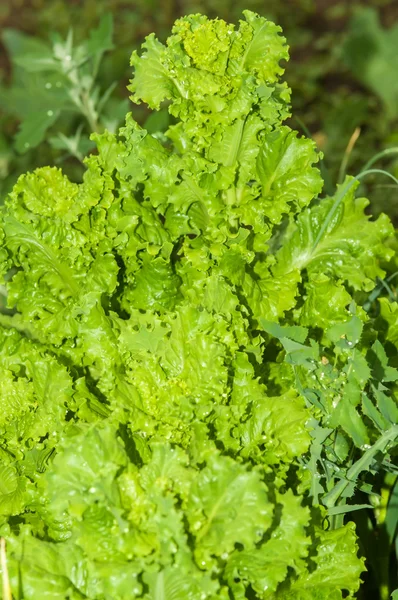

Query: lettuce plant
[[0, 11, 397, 599]]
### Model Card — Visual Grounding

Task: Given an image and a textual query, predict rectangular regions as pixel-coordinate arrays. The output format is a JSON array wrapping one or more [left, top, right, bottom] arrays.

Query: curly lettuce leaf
[[275, 523, 365, 599], [379, 298, 398, 348], [0, 10, 377, 600], [274, 179, 394, 291], [186, 455, 273, 566], [225, 490, 310, 595]]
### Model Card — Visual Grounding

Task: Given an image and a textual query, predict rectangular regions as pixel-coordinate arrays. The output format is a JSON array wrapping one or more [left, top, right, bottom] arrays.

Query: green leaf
[[379, 299, 398, 348], [225, 490, 310, 594], [237, 390, 312, 463], [186, 455, 273, 564], [2, 29, 58, 73], [274, 179, 394, 291], [326, 315, 363, 348], [327, 503, 373, 516], [282, 338, 319, 369], [49, 129, 95, 161], [256, 126, 323, 223], [279, 523, 365, 599], [328, 385, 369, 448], [239, 10, 289, 82], [324, 425, 398, 508], [343, 7, 398, 118], [143, 567, 207, 600], [0, 465, 26, 517], [14, 109, 60, 153], [143, 108, 170, 135], [368, 340, 398, 383], [38, 423, 127, 523], [373, 389, 398, 426], [362, 394, 390, 432], [129, 34, 177, 110], [8, 534, 87, 599], [84, 13, 113, 58], [299, 275, 352, 329], [348, 353, 371, 387], [127, 256, 182, 311], [243, 269, 301, 322], [260, 319, 308, 343], [0, 72, 69, 121]]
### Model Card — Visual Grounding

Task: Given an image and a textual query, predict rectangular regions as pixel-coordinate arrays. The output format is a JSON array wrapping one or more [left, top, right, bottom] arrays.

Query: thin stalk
[[329, 509, 345, 530], [362, 147, 398, 173], [378, 277, 397, 302], [80, 90, 100, 134], [1, 538, 11, 600], [373, 474, 398, 600], [323, 425, 398, 509], [65, 58, 101, 134], [338, 127, 361, 184]]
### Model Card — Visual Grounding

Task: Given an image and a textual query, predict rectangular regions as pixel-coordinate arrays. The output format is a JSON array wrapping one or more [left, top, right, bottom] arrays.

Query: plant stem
[[338, 127, 361, 184], [324, 425, 398, 509], [1, 538, 12, 600], [80, 90, 101, 134]]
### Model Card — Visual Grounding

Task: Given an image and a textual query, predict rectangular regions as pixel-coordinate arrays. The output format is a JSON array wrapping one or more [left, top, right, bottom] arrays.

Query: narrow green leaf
[[327, 503, 373, 516]]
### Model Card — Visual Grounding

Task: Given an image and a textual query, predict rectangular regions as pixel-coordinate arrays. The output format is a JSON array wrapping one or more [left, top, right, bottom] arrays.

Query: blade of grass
[[384, 475, 398, 545], [362, 147, 398, 173], [327, 503, 373, 516], [338, 127, 361, 184], [1, 538, 12, 600], [378, 277, 397, 302]]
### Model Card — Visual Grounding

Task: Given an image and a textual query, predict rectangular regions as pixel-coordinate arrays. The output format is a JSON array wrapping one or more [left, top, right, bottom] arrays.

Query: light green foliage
[[263, 308, 398, 517], [279, 523, 365, 599], [0, 10, 396, 599], [274, 180, 394, 292], [379, 298, 398, 348]]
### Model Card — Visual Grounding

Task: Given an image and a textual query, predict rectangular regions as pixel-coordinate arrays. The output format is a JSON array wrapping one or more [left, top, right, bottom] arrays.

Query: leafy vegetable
[[0, 10, 397, 599]]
